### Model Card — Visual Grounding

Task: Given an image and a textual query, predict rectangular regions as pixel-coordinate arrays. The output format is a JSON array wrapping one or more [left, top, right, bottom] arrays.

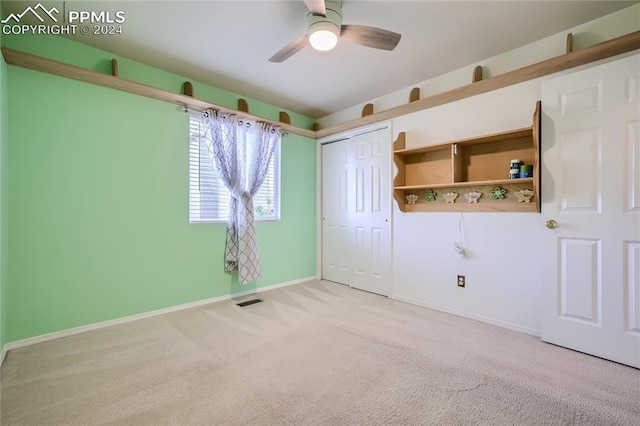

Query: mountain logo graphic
[[1, 3, 59, 24]]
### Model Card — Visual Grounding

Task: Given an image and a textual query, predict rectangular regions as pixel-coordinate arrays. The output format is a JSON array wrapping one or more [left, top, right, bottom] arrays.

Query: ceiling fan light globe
[[309, 29, 338, 51]]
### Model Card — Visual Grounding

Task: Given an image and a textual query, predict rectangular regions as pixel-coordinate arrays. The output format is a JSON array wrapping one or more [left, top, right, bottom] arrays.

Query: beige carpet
[[1, 280, 639, 425]]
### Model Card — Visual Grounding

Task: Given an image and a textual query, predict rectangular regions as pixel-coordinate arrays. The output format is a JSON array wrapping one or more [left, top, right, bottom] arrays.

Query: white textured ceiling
[[2, 0, 638, 118]]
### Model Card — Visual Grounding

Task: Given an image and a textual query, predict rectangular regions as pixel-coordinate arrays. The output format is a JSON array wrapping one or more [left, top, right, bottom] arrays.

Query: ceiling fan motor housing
[[306, 0, 343, 38]]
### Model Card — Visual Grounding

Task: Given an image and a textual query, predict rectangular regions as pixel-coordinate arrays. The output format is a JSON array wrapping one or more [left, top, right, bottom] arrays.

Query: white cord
[[454, 212, 468, 259]]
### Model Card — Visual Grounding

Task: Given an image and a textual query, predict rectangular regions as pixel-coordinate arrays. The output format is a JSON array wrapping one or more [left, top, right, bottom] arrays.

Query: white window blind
[[189, 112, 280, 223]]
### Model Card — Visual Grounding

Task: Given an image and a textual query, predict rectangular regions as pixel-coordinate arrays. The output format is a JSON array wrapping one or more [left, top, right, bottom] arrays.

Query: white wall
[[391, 81, 544, 335], [319, 4, 640, 335]]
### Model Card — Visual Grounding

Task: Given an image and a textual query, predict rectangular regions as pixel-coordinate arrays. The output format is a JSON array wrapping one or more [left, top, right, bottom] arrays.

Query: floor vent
[[236, 298, 263, 307]]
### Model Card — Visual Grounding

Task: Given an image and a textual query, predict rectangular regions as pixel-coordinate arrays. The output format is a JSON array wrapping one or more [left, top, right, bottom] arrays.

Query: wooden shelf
[[393, 128, 533, 156], [3, 30, 638, 142], [316, 30, 640, 139], [393, 102, 541, 213], [395, 177, 534, 191], [0, 47, 316, 139]]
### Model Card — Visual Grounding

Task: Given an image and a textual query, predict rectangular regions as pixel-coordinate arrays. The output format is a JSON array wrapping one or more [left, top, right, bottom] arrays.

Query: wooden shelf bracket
[[361, 103, 374, 117], [409, 87, 420, 103], [237, 98, 249, 113], [182, 81, 194, 97], [279, 111, 291, 124], [472, 65, 483, 83], [111, 59, 118, 77]]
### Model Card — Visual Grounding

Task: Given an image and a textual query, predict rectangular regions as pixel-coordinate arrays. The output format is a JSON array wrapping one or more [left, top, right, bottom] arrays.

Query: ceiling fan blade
[[304, 0, 326, 16], [340, 24, 401, 51], [269, 35, 308, 63]]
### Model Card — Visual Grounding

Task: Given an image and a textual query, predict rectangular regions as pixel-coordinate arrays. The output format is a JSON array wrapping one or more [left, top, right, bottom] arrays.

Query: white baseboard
[[1, 276, 316, 364], [390, 294, 542, 337]]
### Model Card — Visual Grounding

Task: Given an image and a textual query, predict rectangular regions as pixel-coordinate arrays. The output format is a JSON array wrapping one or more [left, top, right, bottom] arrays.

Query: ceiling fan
[[269, 0, 401, 63]]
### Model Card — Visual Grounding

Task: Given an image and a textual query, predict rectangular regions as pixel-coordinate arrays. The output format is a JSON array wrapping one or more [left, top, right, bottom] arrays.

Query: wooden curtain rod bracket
[[409, 87, 420, 103], [238, 99, 249, 113], [472, 65, 483, 83], [111, 59, 118, 77], [279, 111, 291, 125], [182, 81, 194, 97], [361, 103, 374, 117], [566, 33, 573, 54]]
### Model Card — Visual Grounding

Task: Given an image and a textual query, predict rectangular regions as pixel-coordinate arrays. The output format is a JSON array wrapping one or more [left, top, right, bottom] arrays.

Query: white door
[[322, 139, 353, 286], [322, 127, 392, 296], [541, 53, 640, 368]]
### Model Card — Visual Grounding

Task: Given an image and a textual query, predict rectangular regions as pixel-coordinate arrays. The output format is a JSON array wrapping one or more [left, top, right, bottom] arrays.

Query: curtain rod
[[180, 106, 290, 136]]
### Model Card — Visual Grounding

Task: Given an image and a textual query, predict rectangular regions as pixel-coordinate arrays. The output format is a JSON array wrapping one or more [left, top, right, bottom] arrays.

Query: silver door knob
[[545, 219, 559, 229]]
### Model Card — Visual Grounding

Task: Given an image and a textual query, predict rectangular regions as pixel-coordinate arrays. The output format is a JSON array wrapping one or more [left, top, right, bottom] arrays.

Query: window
[[188, 112, 280, 222]]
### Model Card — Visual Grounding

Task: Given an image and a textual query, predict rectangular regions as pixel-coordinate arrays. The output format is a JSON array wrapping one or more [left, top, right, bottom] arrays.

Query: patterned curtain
[[202, 110, 280, 284]]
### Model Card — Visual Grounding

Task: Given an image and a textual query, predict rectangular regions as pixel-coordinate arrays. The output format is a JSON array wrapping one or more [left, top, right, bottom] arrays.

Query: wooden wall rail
[[316, 30, 640, 138], [0, 47, 316, 139], [3, 29, 639, 140]]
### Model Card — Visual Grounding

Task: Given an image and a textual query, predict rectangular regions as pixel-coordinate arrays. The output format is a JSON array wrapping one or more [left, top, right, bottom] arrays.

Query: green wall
[[2, 34, 317, 342]]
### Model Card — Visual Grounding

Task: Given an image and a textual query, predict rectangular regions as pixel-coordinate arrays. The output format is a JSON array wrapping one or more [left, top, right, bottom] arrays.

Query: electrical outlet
[[457, 275, 466, 287]]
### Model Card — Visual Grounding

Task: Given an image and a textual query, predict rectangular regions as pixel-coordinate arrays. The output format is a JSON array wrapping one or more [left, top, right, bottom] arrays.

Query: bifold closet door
[[322, 127, 392, 296]]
